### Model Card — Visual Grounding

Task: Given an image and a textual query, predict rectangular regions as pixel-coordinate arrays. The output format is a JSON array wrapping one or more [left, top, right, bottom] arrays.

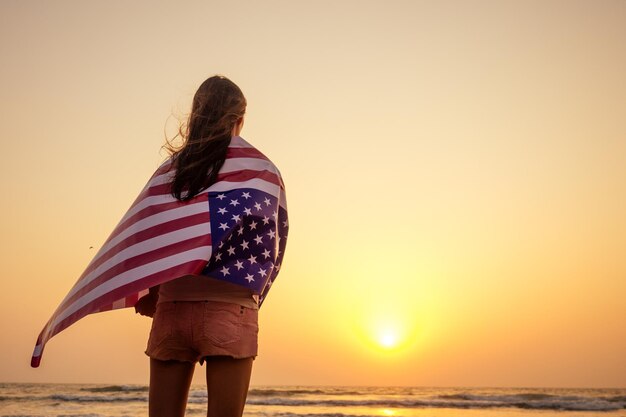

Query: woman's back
[[157, 274, 259, 309]]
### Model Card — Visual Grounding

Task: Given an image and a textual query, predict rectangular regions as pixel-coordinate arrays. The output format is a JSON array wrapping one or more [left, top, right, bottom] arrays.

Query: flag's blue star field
[[202, 188, 288, 302]]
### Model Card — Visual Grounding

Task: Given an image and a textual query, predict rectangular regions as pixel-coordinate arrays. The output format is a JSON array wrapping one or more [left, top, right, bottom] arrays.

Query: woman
[[134, 75, 278, 417]]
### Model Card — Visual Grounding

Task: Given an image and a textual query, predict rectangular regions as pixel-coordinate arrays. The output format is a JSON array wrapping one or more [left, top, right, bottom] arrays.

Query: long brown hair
[[162, 75, 247, 202]]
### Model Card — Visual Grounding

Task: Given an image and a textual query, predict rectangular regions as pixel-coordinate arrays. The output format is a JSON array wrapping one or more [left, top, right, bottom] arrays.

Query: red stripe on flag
[[31, 355, 42, 368], [217, 169, 282, 188], [155, 160, 172, 175], [227, 147, 269, 160]]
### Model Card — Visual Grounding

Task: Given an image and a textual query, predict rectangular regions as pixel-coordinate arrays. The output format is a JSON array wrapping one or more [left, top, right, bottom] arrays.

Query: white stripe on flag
[[207, 179, 284, 206], [231, 136, 254, 148], [32, 344, 42, 357]]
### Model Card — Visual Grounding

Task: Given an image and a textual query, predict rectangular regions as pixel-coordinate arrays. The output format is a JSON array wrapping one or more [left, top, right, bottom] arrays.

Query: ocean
[[0, 383, 624, 417]]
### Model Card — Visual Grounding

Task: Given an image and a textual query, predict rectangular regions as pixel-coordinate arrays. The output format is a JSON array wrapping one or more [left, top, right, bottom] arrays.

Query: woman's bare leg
[[149, 357, 195, 417], [204, 355, 254, 417]]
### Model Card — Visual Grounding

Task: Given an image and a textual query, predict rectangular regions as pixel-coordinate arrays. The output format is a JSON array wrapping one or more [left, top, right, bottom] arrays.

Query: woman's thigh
[[149, 358, 195, 417], [204, 355, 254, 417]]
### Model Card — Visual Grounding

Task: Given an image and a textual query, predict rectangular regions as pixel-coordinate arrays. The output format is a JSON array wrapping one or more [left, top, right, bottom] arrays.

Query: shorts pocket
[[200, 303, 242, 345], [243, 308, 259, 335], [149, 302, 176, 346]]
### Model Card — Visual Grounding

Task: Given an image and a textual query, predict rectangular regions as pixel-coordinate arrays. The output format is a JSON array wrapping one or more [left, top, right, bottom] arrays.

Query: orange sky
[[1, 0, 624, 388]]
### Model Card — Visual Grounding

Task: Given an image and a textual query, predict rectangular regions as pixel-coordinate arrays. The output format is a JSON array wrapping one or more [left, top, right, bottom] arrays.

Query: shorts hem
[[199, 353, 258, 366], [145, 350, 257, 364]]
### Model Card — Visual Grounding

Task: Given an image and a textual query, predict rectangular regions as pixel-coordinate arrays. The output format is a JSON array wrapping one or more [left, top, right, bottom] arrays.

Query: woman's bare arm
[[135, 285, 160, 317]]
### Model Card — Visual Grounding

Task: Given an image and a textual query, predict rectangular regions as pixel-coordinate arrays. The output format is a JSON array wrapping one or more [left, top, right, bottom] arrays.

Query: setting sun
[[359, 311, 413, 353], [378, 328, 400, 349], [348, 300, 429, 356]]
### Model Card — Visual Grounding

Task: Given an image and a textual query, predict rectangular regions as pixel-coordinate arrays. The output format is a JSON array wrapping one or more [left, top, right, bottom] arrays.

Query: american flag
[[31, 136, 288, 368]]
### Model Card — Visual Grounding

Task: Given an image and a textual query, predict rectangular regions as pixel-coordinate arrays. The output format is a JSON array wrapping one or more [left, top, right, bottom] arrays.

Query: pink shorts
[[145, 300, 258, 365]]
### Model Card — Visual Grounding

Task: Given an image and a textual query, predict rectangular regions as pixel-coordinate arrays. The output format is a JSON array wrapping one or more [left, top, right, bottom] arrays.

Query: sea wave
[[432, 392, 626, 411], [80, 385, 148, 393], [257, 414, 379, 417], [48, 394, 147, 403], [245, 395, 626, 411], [0, 415, 46, 417], [607, 396, 626, 403], [56, 415, 106, 417], [0, 413, 106, 417], [0, 396, 38, 402], [0, 393, 148, 403], [248, 389, 363, 397], [0, 414, 46, 417]]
